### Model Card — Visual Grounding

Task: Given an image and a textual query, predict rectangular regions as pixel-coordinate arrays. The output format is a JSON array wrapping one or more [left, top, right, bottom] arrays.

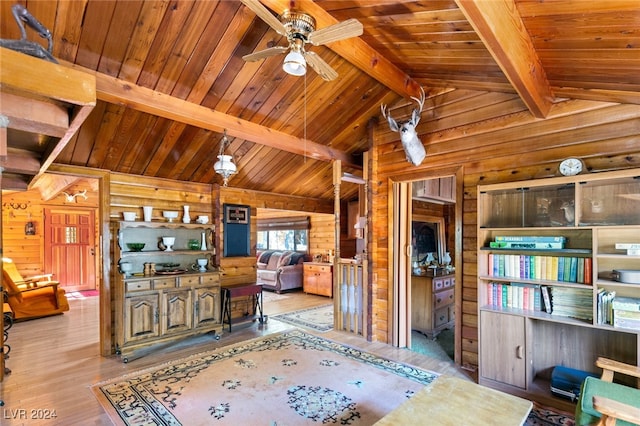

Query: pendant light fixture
[[214, 130, 237, 187]]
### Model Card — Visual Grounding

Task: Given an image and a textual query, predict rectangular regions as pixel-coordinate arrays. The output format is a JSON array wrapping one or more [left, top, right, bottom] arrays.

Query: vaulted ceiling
[[1, 0, 638, 201]]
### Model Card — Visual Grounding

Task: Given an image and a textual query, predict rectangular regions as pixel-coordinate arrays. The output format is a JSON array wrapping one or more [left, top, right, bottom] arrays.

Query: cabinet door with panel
[[480, 311, 527, 389], [194, 286, 221, 328], [124, 292, 160, 344], [162, 289, 193, 335]]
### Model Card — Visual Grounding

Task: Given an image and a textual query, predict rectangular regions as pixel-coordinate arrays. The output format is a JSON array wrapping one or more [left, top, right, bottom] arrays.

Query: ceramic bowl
[[122, 212, 137, 221], [126, 243, 145, 252], [162, 211, 179, 222], [161, 236, 176, 252]]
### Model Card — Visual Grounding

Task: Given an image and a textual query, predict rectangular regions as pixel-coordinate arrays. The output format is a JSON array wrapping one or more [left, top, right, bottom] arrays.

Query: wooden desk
[[375, 376, 532, 426], [221, 284, 265, 332]]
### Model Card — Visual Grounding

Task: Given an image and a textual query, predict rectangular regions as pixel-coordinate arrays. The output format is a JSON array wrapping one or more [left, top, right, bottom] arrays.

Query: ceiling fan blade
[[242, 46, 289, 62], [307, 19, 363, 46], [304, 51, 338, 81], [240, 0, 287, 36]]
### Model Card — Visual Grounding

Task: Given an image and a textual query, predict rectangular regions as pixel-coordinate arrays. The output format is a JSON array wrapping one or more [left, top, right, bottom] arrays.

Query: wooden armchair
[[2, 258, 69, 321], [575, 357, 640, 426]]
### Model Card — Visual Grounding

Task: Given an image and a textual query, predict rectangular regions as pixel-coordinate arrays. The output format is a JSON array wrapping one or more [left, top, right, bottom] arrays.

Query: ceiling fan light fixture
[[283, 50, 306, 76]]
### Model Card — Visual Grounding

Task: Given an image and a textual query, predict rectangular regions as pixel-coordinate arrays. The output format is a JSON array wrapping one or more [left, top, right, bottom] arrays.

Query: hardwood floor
[[1, 291, 471, 425]]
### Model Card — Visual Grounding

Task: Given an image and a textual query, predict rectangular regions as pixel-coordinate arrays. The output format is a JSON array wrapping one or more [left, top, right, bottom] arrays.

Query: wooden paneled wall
[[109, 172, 213, 223], [370, 92, 640, 370], [2, 180, 99, 277]]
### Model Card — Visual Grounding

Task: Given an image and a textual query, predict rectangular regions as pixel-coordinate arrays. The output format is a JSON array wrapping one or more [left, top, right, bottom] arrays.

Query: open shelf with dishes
[[477, 169, 640, 412]]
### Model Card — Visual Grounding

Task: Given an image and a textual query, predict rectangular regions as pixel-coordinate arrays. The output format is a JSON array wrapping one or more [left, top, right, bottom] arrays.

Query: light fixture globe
[[283, 50, 306, 76], [214, 154, 237, 187], [214, 130, 237, 187]]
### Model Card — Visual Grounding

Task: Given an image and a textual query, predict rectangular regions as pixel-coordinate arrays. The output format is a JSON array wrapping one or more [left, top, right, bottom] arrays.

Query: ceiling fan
[[240, 0, 363, 81]]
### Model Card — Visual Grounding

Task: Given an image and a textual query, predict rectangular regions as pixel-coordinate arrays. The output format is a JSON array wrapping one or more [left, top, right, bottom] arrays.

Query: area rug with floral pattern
[[92, 329, 438, 425], [271, 304, 334, 332], [526, 402, 575, 426]]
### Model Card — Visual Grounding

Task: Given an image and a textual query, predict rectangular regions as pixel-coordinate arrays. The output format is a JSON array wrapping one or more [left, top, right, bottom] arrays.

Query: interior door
[[392, 181, 412, 347], [44, 208, 96, 292]]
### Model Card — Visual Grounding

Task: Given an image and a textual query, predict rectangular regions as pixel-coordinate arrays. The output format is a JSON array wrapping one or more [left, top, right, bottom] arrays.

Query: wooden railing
[[334, 260, 366, 336]]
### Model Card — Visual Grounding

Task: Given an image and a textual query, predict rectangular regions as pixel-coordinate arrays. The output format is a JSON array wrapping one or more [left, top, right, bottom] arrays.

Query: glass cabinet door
[[579, 176, 640, 226], [479, 183, 575, 228]]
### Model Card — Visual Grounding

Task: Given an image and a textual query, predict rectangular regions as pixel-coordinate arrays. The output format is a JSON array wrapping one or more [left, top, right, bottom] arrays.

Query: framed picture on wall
[[225, 204, 249, 224], [223, 204, 250, 256]]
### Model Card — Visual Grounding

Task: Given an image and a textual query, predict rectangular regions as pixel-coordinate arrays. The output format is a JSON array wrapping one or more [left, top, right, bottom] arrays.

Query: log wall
[[370, 93, 640, 370], [2, 180, 99, 277]]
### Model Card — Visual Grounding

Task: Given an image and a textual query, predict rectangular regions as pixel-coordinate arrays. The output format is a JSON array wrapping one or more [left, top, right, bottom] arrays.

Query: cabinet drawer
[[179, 275, 200, 287], [434, 288, 454, 309], [434, 306, 450, 328], [200, 274, 220, 285], [443, 277, 455, 289], [433, 277, 445, 291], [126, 280, 152, 292], [305, 264, 331, 274], [153, 277, 176, 289], [433, 276, 455, 290]]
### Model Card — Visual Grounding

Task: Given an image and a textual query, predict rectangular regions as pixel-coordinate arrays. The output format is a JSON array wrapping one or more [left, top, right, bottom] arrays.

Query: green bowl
[[127, 243, 145, 252]]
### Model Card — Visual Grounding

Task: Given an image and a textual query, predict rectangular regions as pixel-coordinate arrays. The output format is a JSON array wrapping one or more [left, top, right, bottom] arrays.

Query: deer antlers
[[62, 190, 88, 203], [380, 87, 427, 166]]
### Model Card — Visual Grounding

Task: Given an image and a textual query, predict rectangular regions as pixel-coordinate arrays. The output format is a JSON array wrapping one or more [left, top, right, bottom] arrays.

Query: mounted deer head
[[381, 87, 427, 166]]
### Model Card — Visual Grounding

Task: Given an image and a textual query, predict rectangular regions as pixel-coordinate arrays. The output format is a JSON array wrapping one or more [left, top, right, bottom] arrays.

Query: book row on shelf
[[485, 283, 591, 322], [486, 282, 542, 312], [487, 253, 592, 284], [486, 282, 640, 331], [598, 290, 640, 331], [490, 235, 567, 249]]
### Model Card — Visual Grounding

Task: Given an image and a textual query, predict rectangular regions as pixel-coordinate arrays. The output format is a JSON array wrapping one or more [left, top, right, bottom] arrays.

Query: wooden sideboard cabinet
[[303, 262, 333, 297], [113, 220, 222, 362], [411, 273, 455, 338]]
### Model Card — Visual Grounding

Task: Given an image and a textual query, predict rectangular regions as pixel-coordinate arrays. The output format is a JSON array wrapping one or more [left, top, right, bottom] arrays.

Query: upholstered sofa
[[256, 250, 306, 293]]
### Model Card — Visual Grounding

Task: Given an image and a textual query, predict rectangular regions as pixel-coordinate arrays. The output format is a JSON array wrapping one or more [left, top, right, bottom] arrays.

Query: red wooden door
[[44, 208, 96, 292]]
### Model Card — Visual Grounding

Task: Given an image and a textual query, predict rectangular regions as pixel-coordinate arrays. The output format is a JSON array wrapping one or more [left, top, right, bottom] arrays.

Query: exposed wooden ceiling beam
[[0, 92, 68, 137], [68, 66, 360, 169], [0, 148, 41, 175], [31, 173, 81, 201], [0, 48, 96, 186], [259, 0, 424, 99], [1, 173, 28, 191], [455, 0, 554, 118]]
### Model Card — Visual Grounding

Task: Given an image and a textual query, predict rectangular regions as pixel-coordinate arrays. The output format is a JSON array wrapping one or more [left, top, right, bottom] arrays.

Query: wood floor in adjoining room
[[0, 291, 471, 425]]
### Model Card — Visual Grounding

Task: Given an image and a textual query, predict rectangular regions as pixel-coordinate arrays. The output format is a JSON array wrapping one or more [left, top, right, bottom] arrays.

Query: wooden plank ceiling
[[1, 0, 638, 201]]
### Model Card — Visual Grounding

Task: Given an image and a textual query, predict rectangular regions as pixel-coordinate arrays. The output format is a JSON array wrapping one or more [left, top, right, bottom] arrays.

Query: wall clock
[[558, 158, 584, 176]]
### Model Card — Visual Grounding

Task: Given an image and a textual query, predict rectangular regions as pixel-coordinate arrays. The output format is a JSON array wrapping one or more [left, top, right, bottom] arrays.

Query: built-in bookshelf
[[477, 169, 640, 411]]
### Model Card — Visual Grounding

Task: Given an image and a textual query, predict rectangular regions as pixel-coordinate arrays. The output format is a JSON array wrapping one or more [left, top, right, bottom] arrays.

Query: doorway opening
[[391, 169, 462, 365]]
